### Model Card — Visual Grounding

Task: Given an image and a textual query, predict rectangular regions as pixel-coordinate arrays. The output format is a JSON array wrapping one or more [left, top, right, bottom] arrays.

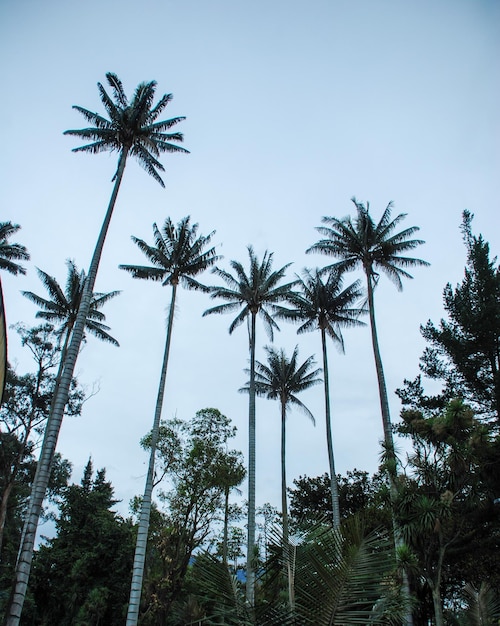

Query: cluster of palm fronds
[[188, 518, 408, 626]]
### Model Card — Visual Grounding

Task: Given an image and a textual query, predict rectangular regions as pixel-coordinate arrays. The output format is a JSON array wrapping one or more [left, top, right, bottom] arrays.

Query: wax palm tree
[[242, 345, 321, 610], [119, 216, 219, 626], [276, 268, 365, 528], [0, 222, 30, 276], [7, 74, 187, 626], [308, 199, 429, 486], [203, 247, 295, 605]]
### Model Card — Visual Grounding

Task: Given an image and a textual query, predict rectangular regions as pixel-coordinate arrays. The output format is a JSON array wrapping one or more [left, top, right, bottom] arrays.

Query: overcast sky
[[1, 0, 499, 523]]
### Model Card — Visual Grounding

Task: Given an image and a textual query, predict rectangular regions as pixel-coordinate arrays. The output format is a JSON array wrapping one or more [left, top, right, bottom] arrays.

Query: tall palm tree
[[277, 268, 365, 528], [308, 199, 428, 626], [203, 247, 295, 605], [307, 199, 429, 487], [0, 222, 30, 276], [6, 74, 188, 626], [242, 345, 321, 610], [119, 216, 219, 626]]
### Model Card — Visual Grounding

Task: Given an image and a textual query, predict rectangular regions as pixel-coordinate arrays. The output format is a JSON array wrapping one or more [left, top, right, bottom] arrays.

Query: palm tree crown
[[63, 72, 189, 186], [119, 216, 219, 288], [247, 345, 321, 417], [203, 246, 294, 338], [22, 260, 120, 346], [281, 268, 366, 346], [308, 198, 429, 287], [0, 222, 30, 276]]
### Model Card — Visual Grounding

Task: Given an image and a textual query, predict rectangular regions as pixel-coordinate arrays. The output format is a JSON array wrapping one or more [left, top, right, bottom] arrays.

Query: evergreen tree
[[399, 211, 500, 424], [28, 461, 134, 626]]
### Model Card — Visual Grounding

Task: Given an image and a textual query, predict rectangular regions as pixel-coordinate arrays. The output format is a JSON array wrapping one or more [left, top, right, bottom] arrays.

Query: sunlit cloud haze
[[1, 0, 499, 519]]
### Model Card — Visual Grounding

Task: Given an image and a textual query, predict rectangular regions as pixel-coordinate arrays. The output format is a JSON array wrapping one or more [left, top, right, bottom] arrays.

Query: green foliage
[[139, 409, 245, 622], [189, 518, 404, 626], [396, 399, 499, 624], [26, 460, 134, 626], [398, 211, 500, 423], [289, 470, 390, 529]]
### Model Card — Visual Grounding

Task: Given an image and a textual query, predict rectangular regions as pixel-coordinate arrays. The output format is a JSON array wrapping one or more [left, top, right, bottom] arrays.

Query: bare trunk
[[126, 283, 177, 626], [320, 327, 341, 528], [280, 398, 294, 612], [6, 149, 129, 626], [365, 269, 413, 626]]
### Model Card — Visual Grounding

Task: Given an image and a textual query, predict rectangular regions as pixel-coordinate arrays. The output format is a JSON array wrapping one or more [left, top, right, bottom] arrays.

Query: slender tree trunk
[[365, 270, 414, 626], [222, 486, 229, 567], [245, 312, 256, 607], [320, 327, 341, 528], [6, 149, 129, 626], [280, 399, 294, 612], [126, 282, 177, 626], [365, 272, 395, 473]]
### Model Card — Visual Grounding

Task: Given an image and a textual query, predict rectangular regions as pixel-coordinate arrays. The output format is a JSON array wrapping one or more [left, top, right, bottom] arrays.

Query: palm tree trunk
[[245, 311, 257, 607], [222, 486, 230, 567], [6, 148, 129, 626], [320, 328, 341, 528], [365, 271, 414, 626], [126, 283, 177, 626], [281, 399, 294, 612], [365, 273, 396, 474]]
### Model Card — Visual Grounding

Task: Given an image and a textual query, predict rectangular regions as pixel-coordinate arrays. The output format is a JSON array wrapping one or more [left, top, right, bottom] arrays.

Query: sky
[[1, 0, 499, 527]]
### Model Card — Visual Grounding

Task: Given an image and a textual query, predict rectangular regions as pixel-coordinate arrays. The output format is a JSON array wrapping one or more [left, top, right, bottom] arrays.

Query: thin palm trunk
[[365, 272, 395, 472], [126, 282, 177, 626], [365, 271, 414, 626], [320, 328, 341, 529], [280, 397, 294, 612], [6, 149, 129, 626], [222, 486, 230, 567], [246, 311, 256, 607]]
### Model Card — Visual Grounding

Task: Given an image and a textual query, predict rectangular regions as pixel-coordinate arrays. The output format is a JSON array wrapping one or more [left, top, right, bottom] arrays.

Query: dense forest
[[0, 74, 499, 625]]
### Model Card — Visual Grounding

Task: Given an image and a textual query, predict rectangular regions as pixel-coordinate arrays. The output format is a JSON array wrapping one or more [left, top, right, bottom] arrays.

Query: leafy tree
[[277, 268, 365, 526], [0, 223, 30, 277], [27, 460, 135, 626], [396, 400, 496, 626], [399, 211, 500, 424], [289, 469, 390, 530], [119, 216, 219, 625], [308, 198, 429, 490], [0, 325, 82, 553], [139, 409, 244, 622], [203, 247, 295, 604], [8, 73, 187, 625]]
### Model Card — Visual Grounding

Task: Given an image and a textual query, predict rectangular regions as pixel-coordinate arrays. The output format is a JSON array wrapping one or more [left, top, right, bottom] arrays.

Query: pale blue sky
[[1, 0, 499, 518]]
